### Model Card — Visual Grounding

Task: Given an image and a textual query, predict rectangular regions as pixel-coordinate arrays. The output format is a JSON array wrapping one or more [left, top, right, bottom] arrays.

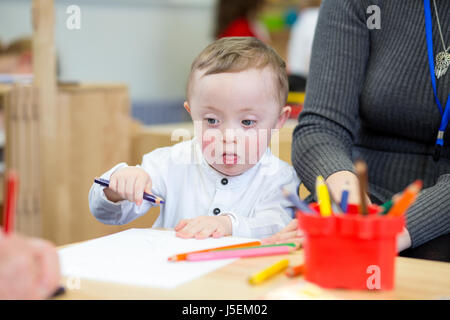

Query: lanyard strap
[[424, 0, 450, 160]]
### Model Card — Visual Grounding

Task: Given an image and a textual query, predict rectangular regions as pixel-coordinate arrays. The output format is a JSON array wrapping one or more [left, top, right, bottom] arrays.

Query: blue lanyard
[[424, 0, 450, 161]]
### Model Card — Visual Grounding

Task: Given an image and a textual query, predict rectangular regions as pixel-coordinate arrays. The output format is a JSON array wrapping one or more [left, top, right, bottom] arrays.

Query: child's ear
[[275, 106, 291, 129], [183, 101, 191, 114]]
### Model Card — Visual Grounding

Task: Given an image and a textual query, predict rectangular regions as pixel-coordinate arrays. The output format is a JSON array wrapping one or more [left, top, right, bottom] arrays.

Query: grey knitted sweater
[[292, 0, 450, 255]]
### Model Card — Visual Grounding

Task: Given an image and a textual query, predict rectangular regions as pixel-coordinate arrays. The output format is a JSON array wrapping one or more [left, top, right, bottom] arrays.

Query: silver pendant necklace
[[433, 0, 450, 79]]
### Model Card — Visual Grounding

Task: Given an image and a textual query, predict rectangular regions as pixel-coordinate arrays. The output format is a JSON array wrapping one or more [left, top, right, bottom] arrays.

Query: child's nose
[[223, 129, 237, 144]]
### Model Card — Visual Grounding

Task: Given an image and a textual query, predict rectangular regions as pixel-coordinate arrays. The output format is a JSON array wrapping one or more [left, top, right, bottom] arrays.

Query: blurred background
[[0, 0, 321, 124], [0, 0, 320, 244]]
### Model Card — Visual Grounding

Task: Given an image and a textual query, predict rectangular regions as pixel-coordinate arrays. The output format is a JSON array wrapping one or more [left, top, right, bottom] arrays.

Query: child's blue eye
[[206, 118, 218, 125], [242, 119, 255, 126]]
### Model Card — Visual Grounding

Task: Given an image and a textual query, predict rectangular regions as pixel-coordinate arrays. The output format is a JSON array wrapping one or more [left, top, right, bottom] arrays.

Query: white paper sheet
[[58, 228, 258, 289]]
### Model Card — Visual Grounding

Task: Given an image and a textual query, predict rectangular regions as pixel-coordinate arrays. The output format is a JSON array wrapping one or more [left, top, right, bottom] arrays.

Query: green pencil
[[379, 199, 394, 215], [379, 192, 402, 215]]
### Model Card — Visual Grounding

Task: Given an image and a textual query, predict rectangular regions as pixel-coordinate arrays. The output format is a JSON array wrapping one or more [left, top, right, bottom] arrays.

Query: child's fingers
[[182, 222, 203, 236], [274, 231, 302, 244], [174, 219, 190, 231], [194, 227, 215, 239], [212, 229, 224, 238], [117, 177, 126, 199], [134, 176, 148, 205], [177, 220, 203, 238], [260, 238, 270, 245], [281, 219, 298, 233], [176, 228, 196, 239], [144, 180, 153, 195], [125, 176, 137, 202], [175, 219, 199, 238], [109, 175, 118, 192], [260, 236, 276, 245], [291, 239, 303, 249]]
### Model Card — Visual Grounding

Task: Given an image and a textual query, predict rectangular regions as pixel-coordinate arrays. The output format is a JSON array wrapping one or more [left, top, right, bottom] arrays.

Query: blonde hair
[[187, 37, 288, 106]]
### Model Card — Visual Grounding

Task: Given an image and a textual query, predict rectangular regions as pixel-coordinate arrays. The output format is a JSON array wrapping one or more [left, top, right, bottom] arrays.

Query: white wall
[[0, 0, 216, 102]]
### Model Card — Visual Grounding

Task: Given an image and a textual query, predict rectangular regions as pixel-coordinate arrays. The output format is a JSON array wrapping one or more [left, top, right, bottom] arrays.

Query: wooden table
[[57, 245, 450, 300]]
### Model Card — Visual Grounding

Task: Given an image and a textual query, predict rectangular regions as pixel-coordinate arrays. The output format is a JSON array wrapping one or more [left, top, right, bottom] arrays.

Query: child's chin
[[213, 164, 248, 177]]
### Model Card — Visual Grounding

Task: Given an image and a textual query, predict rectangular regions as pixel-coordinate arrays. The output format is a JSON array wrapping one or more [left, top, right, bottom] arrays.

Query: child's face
[[0, 53, 32, 74], [185, 67, 290, 176]]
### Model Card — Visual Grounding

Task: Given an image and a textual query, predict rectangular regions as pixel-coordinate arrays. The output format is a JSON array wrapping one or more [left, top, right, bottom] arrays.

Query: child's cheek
[[202, 135, 214, 152], [202, 135, 215, 160], [202, 134, 224, 164], [245, 129, 270, 164]]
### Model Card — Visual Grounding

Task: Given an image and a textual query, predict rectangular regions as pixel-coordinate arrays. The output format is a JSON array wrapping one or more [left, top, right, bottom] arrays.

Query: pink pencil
[[185, 245, 294, 261]]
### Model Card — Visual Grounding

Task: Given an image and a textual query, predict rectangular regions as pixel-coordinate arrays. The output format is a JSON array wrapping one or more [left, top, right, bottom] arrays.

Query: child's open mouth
[[222, 153, 238, 165]]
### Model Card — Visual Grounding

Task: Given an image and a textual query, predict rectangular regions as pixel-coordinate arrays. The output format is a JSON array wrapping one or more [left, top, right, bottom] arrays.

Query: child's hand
[[103, 166, 152, 206], [174, 216, 232, 239], [261, 219, 303, 249]]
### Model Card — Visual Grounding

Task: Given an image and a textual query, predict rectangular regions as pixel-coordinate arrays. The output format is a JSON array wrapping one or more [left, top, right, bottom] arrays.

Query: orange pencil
[[285, 263, 305, 278], [168, 241, 261, 262], [387, 180, 423, 217]]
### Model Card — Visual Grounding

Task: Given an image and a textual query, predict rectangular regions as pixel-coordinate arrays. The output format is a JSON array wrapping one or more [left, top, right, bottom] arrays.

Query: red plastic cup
[[297, 203, 405, 290]]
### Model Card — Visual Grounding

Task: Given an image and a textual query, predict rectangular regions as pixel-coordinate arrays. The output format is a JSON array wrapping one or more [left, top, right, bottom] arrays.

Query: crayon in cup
[[387, 180, 423, 217], [316, 176, 332, 217], [281, 187, 315, 215], [355, 160, 369, 216], [340, 186, 349, 213]]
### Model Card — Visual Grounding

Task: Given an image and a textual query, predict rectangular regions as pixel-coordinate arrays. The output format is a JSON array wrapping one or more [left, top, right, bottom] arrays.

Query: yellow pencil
[[316, 176, 332, 217], [248, 259, 290, 285]]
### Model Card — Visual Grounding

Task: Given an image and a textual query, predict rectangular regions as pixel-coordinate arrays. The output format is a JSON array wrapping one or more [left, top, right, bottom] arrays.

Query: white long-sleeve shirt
[[88, 138, 300, 239]]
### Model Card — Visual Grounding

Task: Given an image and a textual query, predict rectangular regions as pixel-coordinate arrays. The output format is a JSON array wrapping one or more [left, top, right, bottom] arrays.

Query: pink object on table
[[186, 245, 293, 261]]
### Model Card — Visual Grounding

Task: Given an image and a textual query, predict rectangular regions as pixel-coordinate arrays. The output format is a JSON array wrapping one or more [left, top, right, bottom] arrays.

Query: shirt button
[[213, 208, 221, 215], [221, 178, 228, 185]]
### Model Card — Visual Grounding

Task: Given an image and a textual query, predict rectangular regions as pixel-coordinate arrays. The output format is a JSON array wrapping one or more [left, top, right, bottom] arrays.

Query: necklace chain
[[433, 0, 449, 52]]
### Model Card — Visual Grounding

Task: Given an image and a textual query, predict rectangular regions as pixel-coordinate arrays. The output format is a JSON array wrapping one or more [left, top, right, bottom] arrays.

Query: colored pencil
[[218, 243, 297, 251], [340, 188, 349, 213], [3, 170, 19, 234], [355, 160, 369, 216], [316, 176, 332, 217], [379, 192, 402, 215], [185, 245, 294, 261], [49, 286, 66, 298], [94, 177, 165, 204], [379, 199, 394, 215], [281, 187, 314, 215], [326, 181, 344, 214], [387, 180, 423, 217], [285, 263, 305, 278], [168, 241, 262, 262], [248, 259, 290, 285]]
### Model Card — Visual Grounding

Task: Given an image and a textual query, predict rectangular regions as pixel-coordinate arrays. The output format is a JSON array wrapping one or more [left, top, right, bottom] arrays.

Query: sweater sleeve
[[292, 0, 370, 192], [406, 174, 450, 248]]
